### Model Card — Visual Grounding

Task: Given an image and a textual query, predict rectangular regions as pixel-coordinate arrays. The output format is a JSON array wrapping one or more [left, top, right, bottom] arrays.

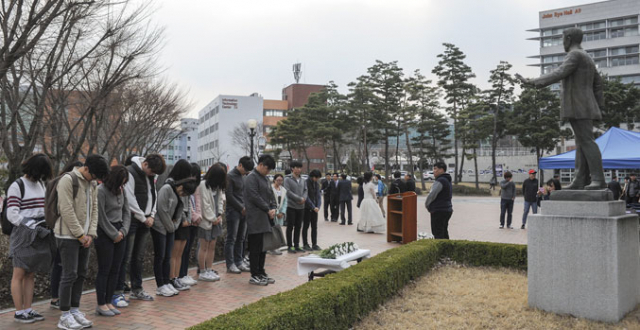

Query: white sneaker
[[155, 285, 173, 297], [209, 271, 221, 282], [166, 283, 179, 295], [70, 311, 93, 328], [181, 275, 196, 285], [58, 313, 82, 330]]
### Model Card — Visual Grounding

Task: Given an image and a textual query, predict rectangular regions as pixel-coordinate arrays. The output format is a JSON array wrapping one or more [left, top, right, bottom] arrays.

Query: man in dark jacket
[[607, 175, 622, 201], [425, 162, 453, 239], [626, 173, 640, 204], [225, 156, 254, 274], [244, 155, 277, 286], [389, 171, 406, 195], [521, 169, 540, 229], [320, 173, 331, 221], [338, 174, 353, 225], [303, 170, 322, 251], [329, 173, 340, 222], [405, 173, 416, 192]]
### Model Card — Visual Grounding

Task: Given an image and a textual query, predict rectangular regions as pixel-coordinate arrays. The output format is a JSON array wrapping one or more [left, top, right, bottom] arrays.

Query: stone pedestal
[[528, 197, 639, 323]]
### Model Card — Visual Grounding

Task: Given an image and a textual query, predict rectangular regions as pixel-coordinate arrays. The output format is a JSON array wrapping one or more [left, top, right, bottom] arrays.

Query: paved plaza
[[0, 196, 528, 329]]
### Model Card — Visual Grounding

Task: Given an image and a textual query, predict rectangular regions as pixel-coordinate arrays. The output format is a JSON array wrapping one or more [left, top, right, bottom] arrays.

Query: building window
[[542, 54, 564, 63], [594, 58, 607, 68], [264, 109, 287, 117], [611, 27, 639, 38], [611, 55, 639, 67], [187, 136, 191, 141], [187, 146, 191, 151], [542, 37, 562, 48], [610, 45, 639, 56], [542, 64, 559, 74], [584, 31, 606, 41], [579, 21, 606, 31], [617, 75, 640, 84], [610, 17, 638, 27], [587, 49, 607, 58]]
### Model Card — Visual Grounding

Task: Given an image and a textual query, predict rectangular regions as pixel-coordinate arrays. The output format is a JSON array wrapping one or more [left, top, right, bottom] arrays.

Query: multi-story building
[[528, 0, 640, 90], [197, 94, 263, 169], [263, 83, 327, 172], [159, 118, 199, 166]]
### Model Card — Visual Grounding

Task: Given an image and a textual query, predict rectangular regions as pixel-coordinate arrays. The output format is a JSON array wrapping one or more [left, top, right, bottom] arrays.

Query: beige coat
[[54, 167, 98, 239]]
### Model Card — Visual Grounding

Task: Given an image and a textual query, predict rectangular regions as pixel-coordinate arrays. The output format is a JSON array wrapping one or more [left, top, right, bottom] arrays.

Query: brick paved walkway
[[0, 196, 527, 329]]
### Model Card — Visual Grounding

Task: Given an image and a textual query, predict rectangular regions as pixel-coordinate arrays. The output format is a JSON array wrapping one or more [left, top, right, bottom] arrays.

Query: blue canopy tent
[[539, 127, 640, 169]]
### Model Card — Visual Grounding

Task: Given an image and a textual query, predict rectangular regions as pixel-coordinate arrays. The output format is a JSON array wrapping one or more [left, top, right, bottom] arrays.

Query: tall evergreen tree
[[600, 76, 640, 130], [347, 75, 380, 171], [432, 43, 476, 183], [367, 60, 404, 180], [512, 85, 567, 183], [460, 93, 492, 189], [486, 61, 515, 184]]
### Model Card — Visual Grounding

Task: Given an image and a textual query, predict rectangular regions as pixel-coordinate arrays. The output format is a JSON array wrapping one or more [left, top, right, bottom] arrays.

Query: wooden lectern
[[386, 191, 417, 243]]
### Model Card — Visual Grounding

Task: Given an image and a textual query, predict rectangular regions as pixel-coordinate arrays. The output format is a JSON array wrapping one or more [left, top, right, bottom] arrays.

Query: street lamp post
[[248, 119, 257, 161]]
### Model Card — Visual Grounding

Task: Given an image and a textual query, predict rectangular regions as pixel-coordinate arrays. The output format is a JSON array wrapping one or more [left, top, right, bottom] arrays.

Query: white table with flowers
[[297, 242, 370, 281]]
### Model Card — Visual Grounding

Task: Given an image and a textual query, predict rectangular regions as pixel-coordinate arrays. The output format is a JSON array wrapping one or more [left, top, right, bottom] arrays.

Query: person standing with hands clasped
[[268, 174, 287, 255], [94, 166, 131, 317], [244, 155, 277, 286], [302, 170, 322, 251], [425, 162, 453, 239], [499, 171, 516, 229], [55, 155, 109, 330], [284, 161, 307, 253]]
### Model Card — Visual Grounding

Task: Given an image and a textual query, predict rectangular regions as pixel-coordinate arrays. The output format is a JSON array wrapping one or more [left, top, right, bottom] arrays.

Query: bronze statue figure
[[516, 27, 605, 190]]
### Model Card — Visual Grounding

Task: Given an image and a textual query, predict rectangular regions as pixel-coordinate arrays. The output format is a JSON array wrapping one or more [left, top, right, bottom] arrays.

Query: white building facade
[[197, 94, 263, 170]]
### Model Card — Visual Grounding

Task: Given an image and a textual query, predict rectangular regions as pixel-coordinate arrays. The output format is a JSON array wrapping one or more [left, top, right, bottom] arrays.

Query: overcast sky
[[149, 0, 596, 118]]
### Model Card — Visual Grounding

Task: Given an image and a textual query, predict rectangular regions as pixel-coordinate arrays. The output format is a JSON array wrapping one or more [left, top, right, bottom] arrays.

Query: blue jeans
[[115, 219, 149, 294], [522, 201, 538, 226], [500, 199, 514, 227], [224, 209, 246, 268]]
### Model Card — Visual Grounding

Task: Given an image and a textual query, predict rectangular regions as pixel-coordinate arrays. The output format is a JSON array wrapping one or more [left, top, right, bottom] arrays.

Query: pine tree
[[432, 43, 476, 183], [367, 60, 405, 180], [512, 85, 566, 182], [486, 61, 515, 184]]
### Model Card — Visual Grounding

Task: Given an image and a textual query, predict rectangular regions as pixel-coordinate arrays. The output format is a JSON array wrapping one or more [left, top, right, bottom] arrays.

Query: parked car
[[423, 171, 435, 180], [399, 171, 418, 181]]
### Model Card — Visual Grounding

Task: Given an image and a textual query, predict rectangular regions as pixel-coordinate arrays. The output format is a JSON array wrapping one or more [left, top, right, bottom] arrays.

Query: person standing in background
[[499, 171, 515, 229]]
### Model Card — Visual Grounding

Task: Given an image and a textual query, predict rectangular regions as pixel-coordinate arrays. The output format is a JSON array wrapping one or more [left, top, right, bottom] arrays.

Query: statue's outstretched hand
[[515, 73, 531, 86]]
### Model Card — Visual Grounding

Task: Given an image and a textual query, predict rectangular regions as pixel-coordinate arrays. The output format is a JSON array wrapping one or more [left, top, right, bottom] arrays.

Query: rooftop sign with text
[[542, 8, 582, 20]]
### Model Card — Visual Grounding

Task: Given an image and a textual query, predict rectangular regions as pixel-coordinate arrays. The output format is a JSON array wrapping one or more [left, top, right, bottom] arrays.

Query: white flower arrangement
[[319, 242, 359, 259]]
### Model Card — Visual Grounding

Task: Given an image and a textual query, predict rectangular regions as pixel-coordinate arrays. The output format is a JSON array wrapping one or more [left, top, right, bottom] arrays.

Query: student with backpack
[[54, 154, 109, 330], [6, 154, 54, 324], [94, 166, 131, 317], [50, 160, 83, 310]]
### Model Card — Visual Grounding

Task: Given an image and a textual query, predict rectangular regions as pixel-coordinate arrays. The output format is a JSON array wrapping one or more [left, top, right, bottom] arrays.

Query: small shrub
[[452, 184, 491, 196]]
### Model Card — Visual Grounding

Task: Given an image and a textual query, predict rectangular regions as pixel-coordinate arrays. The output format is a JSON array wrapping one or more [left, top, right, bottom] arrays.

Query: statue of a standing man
[[516, 27, 605, 190]]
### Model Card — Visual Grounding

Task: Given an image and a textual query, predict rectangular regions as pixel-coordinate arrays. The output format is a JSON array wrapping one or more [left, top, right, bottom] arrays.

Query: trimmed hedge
[[190, 240, 527, 330]]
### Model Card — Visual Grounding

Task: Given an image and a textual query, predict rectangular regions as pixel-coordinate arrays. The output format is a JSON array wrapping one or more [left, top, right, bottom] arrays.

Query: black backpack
[[1, 178, 25, 235]]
